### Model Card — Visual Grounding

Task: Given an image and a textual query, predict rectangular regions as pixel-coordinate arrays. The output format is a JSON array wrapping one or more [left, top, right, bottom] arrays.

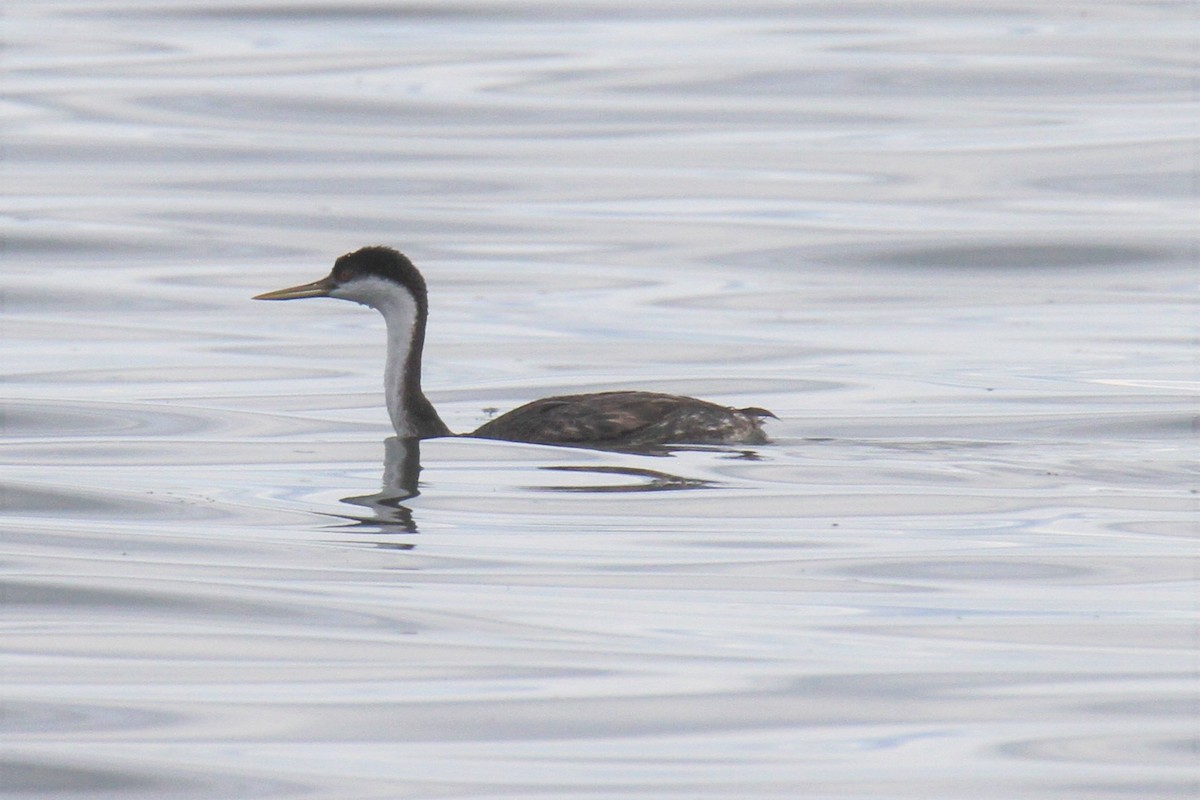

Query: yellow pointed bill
[[253, 276, 335, 301]]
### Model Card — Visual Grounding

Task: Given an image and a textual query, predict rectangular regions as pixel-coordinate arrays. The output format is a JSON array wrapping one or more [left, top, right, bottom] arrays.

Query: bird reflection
[[328, 437, 750, 542], [533, 445, 763, 491], [537, 465, 716, 492], [334, 437, 423, 536]]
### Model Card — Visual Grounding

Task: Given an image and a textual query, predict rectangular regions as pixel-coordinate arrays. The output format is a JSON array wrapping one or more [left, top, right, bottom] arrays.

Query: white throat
[[330, 276, 421, 436]]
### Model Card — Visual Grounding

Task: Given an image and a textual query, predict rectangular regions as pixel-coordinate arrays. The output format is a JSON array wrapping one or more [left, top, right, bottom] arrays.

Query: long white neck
[[331, 276, 448, 438], [381, 304, 418, 436]]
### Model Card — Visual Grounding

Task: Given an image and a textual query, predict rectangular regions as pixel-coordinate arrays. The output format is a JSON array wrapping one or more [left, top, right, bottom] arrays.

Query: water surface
[[3, 2, 1197, 798]]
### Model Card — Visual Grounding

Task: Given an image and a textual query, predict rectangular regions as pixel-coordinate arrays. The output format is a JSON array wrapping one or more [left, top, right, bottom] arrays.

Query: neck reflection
[[337, 437, 423, 534]]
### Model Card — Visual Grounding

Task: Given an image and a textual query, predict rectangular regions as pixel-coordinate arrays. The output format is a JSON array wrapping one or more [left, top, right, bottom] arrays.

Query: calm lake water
[[3, 2, 1197, 798]]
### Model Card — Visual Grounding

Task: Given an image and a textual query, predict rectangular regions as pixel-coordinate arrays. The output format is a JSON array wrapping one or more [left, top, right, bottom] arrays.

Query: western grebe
[[254, 246, 774, 446]]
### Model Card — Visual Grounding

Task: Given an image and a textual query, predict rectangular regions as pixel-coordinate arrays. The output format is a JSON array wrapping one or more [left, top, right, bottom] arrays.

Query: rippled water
[[4, 2, 1197, 798]]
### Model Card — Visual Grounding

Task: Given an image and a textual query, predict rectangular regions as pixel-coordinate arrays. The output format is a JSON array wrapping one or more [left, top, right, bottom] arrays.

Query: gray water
[[3, 2, 1197, 798]]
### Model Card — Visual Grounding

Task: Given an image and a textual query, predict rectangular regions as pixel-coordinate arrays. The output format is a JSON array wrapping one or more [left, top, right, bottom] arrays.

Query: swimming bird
[[254, 246, 774, 447]]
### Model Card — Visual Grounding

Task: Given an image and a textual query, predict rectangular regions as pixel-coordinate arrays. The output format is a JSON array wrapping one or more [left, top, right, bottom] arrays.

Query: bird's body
[[474, 390, 772, 446], [255, 246, 774, 447]]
